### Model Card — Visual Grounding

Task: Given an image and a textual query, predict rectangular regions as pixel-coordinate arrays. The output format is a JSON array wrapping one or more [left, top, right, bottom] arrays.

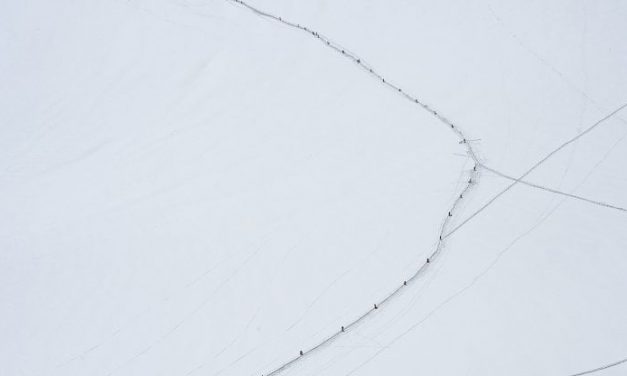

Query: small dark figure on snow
[[403, 281, 407, 286], [374, 304, 378, 309], [300, 350, 304, 356], [341, 326, 345, 332], [427, 258, 430, 264]]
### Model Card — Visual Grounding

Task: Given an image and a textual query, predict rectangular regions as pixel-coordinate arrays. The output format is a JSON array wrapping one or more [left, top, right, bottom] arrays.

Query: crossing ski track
[[226, 1, 627, 375], [0, 0, 627, 376], [479, 162, 627, 213], [227, 1, 480, 375], [444, 101, 627, 239]]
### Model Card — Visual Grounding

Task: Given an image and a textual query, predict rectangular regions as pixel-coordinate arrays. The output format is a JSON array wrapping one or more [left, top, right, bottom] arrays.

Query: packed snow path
[[568, 356, 627, 376], [227, 0, 480, 374], [2, 1, 625, 376], [227, 1, 627, 375]]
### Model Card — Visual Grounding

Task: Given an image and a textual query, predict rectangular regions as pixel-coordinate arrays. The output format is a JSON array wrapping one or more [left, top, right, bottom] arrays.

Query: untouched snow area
[[1, 1, 627, 375]]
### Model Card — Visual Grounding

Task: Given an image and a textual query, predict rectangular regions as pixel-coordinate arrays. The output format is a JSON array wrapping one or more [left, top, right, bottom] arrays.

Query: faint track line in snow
[[568, 356, 627, 376], [344, 145, 624, 375], [488, 5, 593, 104], [284, 231, 391, 333], [285, 269, 351, 332], [488, 4, 627, 129], [227, 1, 481, 375], [56, 224, 287, 372], [184, 241, 301, 376], [445, 102, 627, 238], [487, 0, 627, 203], [105, 244, 264, 376], [55, 251, 237, 369], [479, 162, 627, 213], [340, 113, 627, 375]]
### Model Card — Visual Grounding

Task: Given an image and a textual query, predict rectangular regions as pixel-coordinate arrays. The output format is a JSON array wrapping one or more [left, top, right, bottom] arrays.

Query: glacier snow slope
[[1, 1, 626, 375]]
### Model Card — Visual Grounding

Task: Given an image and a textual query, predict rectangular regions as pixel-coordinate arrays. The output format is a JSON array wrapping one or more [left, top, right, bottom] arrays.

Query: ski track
[[183, 241, 301, 376], [346, 183, 575, 375], [226, 1, 482, 375], [34, 1, 624, 376], [479, 162, 627, 213], [90, 1, 624, 375], [345, 108, 627, 376], [487, 4, 627, 130], [445, 102, 627, 239], [104, 244, 265, 376]]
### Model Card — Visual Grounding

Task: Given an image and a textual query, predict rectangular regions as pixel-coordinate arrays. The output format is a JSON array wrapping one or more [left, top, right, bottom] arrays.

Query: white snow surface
[[1, 1, 627, 375]]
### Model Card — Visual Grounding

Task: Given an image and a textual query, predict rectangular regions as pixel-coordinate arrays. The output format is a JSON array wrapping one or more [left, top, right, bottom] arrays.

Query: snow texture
[[1, 1, 626, 376]]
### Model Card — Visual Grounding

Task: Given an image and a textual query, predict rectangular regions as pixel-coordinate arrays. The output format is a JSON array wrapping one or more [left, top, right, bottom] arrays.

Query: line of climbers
[[279, 160, 477, 368], [230, 2, 482, 375]]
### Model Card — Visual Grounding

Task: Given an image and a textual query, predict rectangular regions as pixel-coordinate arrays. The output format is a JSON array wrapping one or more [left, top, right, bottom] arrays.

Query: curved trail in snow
[[568, 356, 627, 376], [227, 1, 481, 375]]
